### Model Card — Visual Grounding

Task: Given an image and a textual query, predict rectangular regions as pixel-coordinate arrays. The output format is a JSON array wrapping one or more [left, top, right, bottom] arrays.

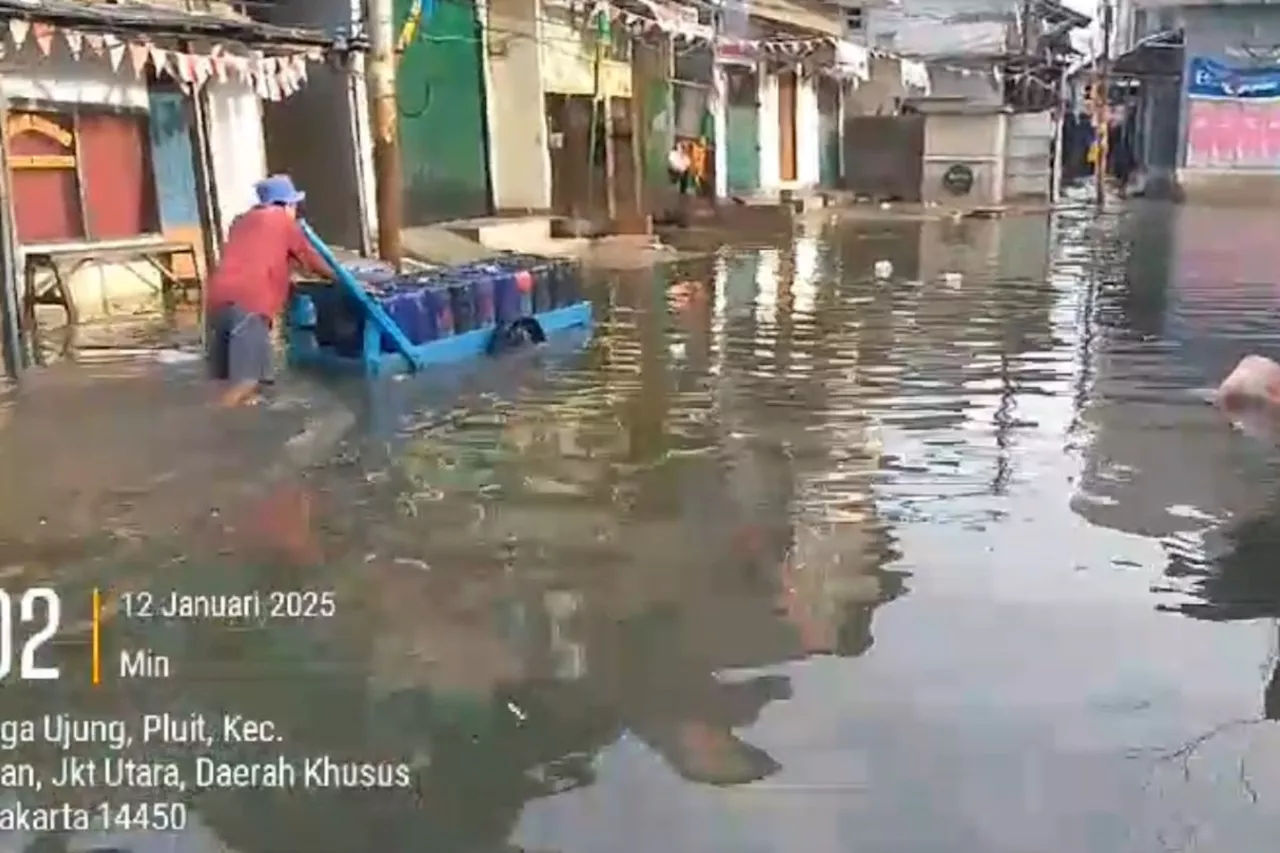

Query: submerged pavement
[[4, 198, 1280, 851]]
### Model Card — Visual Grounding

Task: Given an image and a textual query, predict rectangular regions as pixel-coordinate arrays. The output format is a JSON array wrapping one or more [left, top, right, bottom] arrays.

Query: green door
[[724, 68, 759, 194], [396, 0, 492, 224], [817, 77, 841, 188]]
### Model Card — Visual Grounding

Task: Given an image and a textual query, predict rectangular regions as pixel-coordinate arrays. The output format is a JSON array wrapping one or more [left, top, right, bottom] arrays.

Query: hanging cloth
[[835, 40, 869, 83], [899, 58, 931, 95]]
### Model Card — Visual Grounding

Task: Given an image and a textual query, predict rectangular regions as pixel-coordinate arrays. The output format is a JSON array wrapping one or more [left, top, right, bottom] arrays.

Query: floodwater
[[5, 198, 1280, 851]]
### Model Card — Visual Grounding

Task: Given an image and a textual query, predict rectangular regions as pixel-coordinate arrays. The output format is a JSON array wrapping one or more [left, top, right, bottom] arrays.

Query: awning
[[0, 0, 351, 50], [1112, 28, 1184, 80], [748, 0, 843, 39]]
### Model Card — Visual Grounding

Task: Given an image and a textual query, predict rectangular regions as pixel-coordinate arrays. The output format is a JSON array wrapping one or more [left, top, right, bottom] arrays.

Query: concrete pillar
[[797, 72, 821, 186], [713, 64, 728, 199], [759, 65, 780, 190]]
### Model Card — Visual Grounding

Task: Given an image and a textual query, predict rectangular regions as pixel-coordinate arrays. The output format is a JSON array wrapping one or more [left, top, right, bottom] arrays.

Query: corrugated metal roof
[[0, 0, 355, 48]]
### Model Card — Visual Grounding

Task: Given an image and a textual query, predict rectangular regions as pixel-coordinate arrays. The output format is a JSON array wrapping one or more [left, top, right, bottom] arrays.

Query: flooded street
[[7, 199, 1280, 851]]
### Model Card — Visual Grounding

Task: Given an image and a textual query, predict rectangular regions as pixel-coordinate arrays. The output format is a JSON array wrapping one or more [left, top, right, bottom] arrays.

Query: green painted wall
[[818, 82, 841, 188], [725, 102, 759, 194], [396, 0, 492, 224]]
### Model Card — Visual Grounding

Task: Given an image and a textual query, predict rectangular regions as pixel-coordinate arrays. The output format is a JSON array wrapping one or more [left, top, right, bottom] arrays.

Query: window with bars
[[844, 6, 864, 33]]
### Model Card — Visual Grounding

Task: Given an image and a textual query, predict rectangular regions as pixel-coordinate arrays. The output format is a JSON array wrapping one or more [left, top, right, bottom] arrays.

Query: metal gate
[[817, 77, 841, 188], [397, 0, 493, 224], [842, 114, 924, 201], [1005, 111, 1054, 198], [724, 66, 759, 194]]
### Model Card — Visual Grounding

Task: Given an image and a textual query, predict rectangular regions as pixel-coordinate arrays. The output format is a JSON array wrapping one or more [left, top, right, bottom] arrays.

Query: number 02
[[0, 589, 60, 681]]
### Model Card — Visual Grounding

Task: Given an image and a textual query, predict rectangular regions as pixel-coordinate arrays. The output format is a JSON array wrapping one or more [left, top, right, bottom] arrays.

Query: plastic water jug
[[448, 279, 478, 333]]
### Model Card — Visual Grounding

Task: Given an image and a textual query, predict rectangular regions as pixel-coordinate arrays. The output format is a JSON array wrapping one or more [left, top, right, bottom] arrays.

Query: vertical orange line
[[91, 588, 101, 686]]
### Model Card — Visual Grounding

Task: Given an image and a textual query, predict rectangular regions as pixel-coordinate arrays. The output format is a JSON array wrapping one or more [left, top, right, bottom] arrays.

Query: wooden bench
[[21, 238, 200, 365]]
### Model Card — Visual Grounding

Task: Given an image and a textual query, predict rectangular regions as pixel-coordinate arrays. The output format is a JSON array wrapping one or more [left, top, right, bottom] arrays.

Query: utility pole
[[367, 0, 404, 268], [1020, 0, 1033, 54], [1093, 0, 1113, 207], [0, 91, 21, 379]]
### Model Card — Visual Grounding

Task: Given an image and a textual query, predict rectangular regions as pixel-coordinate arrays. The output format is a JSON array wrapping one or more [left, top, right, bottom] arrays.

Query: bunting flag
[[104, 34, 125, 72], [127, 41, 149, 77], [0, 15, 323, 100], [8, 19, 28, 51], [194, 55, 213, 88], [209, 45, 230, 84], [149, 45, 169, 77], [31, 22, 54, 56], [63, 29, 82, 60], [174, 52, 197, 85], [228, 54, 251, 84]]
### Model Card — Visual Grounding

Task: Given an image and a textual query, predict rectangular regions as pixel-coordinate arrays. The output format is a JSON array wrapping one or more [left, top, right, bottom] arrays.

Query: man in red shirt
[[205, 174, 332, 407]]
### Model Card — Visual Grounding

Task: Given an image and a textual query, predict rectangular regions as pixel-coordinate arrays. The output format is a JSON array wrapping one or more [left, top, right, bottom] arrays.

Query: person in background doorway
[[205, 174, 334, 408]]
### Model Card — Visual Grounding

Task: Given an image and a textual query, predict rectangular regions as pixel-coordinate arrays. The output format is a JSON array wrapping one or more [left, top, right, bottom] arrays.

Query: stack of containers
[[299, 255, 585, 359]]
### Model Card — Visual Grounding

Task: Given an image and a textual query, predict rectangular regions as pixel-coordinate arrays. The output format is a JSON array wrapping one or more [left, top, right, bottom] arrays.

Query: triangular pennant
[[174, 52, 195, 83], [8, 20, 29, 50], [128, 41, 149, 77], [193, 55, 213, 87], [250, 52, 269, 97], [229, 55, 250, 83], [84, 33, 103, 56], [149, 45, 169, 76], [63, 29, 83, 60], [279, 63, 297, 97], [104, 34, 125, 71], [32, 23, 54, 56], [211, 53, 229, 84], [293, 55, 308, 85], [253, 67, 270, 99]]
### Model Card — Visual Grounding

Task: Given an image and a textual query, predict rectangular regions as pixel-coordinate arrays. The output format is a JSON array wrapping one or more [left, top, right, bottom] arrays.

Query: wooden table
[[21, 238, 200, 365]]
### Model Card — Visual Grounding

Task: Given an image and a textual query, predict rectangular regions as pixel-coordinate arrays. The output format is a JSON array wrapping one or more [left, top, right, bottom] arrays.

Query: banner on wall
[[1186, 57, 1280, 168]]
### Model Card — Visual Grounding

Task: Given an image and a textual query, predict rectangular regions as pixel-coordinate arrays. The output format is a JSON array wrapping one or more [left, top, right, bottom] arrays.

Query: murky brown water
[[5, 199, 1280, 851]]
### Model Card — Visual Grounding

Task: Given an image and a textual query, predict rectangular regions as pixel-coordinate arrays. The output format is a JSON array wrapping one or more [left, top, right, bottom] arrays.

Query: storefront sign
[[1188, 57, 1280, 100], [1186, 57, 1280, 168], [6, 112, 75, 170]]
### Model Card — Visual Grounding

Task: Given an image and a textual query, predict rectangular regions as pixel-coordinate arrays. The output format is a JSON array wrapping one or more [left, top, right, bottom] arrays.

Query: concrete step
[[438, 216, 553, 252]]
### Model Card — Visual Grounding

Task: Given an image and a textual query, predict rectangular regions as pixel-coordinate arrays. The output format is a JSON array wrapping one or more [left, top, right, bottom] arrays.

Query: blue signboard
[[1188, 57, 1280, 100]]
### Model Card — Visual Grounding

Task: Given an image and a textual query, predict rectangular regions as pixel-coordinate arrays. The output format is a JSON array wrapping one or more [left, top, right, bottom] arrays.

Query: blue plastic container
[[550, 260, 584, 308], [379, 287, 430, 345], [492, 271, 526, 324], [289, 293, 318, 330], [421, 285, 454, 340], [309, 286, 365, 357], [472, 276, 496, 327], [448, 279, 478, 333]]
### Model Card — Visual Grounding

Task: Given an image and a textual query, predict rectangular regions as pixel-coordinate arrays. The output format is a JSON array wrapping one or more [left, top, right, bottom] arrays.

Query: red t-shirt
[[205, 205, 330, 319]]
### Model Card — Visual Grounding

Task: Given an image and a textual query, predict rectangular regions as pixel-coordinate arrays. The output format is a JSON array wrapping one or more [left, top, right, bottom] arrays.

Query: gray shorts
[[207, 303, 273, 385]]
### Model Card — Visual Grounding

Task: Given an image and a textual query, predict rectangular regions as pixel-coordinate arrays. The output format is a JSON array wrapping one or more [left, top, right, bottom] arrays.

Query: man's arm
[[287, 220, 335, 279]]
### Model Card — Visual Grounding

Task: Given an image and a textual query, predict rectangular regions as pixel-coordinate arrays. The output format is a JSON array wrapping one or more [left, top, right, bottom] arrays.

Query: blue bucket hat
[[255, 174, 306, 206]]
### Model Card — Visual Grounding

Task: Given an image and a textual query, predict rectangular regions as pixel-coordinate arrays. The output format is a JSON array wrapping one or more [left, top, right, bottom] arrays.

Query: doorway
[[777, 70, 798, 183], [724, 66, 760, 194]]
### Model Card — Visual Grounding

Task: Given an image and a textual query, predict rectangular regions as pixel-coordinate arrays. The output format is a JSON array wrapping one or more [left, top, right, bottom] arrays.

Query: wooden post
[[1093, 0, 1113, 207], [345, 53, 375, 258], [0, 92, 22, 378], [604, 93, 618, 223], [188, 71, 221, 344], [368, 0, 404, 267], [1050, 71, 1066, 202], [627, 57, 649, 229]]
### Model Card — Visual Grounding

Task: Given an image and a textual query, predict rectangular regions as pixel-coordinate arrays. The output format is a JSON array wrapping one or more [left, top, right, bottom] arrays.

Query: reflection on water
[[8, 204, 1280, 850]]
